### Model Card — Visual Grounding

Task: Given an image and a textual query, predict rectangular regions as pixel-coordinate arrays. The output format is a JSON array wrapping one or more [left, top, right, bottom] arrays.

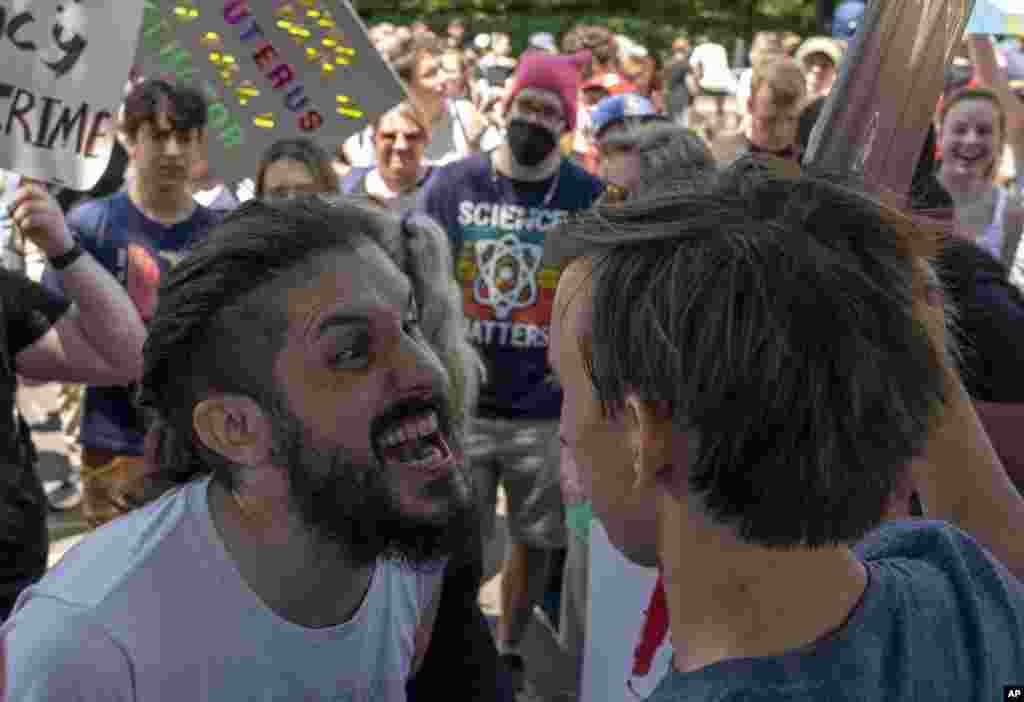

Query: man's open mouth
[[374, 407, 454, 473]]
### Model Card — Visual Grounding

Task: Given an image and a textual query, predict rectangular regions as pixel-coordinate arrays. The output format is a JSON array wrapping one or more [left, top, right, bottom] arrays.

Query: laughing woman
[[937, 87, 1024, 269]]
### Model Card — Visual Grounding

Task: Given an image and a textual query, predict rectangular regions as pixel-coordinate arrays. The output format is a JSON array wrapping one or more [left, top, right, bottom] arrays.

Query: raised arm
[[911, 259, 1024, 580], [9, 184, 145, 385]]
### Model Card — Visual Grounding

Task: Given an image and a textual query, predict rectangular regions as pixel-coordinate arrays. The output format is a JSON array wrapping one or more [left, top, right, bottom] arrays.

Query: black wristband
[[49, 241, 84, 270]]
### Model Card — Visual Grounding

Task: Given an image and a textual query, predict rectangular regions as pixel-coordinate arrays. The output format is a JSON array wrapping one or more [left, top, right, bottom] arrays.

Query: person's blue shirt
[[418, 153, 603, 419], [43, 192, 219, 455], [645, 520, 1024, 701]]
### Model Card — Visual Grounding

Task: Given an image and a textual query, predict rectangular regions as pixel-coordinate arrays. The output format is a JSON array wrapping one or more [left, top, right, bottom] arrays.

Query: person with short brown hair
[[736, 32, 787, 124], [711, 57, 807, 164], [547, 159, 1024, 701], [42, 79, 221, 529]]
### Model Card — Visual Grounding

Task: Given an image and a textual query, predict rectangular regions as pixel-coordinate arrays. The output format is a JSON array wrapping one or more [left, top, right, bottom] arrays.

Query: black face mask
[[506, 119, 558, 168]]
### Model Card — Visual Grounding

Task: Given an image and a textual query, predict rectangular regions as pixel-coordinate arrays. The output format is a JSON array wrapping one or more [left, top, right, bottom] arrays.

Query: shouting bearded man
[[1, 197, 476, 701]]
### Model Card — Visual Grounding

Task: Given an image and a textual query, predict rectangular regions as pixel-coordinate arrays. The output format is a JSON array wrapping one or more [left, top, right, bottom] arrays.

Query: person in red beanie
[[418, 48, 604, 694]]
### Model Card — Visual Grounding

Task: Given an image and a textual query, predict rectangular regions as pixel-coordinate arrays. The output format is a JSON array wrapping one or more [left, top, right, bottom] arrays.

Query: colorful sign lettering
[[133, 0, 407, 186], [0, 1, 146, 190]]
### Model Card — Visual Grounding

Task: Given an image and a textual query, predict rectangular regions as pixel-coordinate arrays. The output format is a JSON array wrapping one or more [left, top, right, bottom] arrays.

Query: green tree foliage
[[359, 0, 821, 56]]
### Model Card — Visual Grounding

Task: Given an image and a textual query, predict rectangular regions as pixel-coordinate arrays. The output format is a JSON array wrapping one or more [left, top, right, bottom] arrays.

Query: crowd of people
[[0, 2, 1022, 700]]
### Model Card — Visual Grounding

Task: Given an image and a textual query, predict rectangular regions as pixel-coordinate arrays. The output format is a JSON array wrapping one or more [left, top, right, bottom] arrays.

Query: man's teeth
[[378, 412, 440, 449]]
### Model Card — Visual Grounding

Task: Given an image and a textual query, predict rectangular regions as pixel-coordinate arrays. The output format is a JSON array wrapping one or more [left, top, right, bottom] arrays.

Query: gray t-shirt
[[0, 476, 443, 701], [645, 520, 1024, 701]]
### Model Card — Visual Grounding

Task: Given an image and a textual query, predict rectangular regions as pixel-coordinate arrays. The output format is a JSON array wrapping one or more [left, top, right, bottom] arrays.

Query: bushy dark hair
[[548, 157, 949, 548], [121, 79, 207, 141], [137, 197, 405, 495]]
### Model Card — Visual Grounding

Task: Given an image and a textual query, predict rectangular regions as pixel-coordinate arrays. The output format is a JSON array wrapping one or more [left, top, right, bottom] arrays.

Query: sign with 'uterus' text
[[134, 0, 408, 185], [0, 1, 145, 190]]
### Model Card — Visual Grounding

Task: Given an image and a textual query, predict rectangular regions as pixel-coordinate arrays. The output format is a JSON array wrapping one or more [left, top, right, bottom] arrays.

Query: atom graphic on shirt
[[472, 234, 542, 321]]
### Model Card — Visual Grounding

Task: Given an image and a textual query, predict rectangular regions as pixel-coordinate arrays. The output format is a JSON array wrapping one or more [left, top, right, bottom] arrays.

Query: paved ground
[[20, 381, 574, 701]]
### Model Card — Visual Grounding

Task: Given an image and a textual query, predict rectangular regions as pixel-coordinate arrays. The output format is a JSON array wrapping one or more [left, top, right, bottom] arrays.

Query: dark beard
[[267, 396, 476, 570]]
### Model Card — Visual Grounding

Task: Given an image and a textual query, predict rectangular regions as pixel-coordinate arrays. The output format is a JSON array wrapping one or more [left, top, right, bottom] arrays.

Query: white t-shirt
[[1, 477, 443, 702], [691, 43, 737, 94], [736, 68, 754, 112]]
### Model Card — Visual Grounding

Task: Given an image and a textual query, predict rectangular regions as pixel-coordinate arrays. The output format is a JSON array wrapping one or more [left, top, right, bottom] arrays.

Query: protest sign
[[967, 0, 1024, 34], [581, 521, 673, 702], [0, 1, 145, 191], [133, 0, 408, 186]]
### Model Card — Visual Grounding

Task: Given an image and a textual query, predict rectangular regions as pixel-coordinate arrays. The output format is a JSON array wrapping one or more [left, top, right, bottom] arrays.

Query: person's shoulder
[[443, 152, 490, 177], [66, 192, 124, 235], [644, 667, 807, 702], [857, 519, 1024, 595], [341, 166, 373, 194], [560, 158, 603, 192], [1, 597, 133, 696], [192, 203, 223, 229], [425, 153, 489, 191], [28, 484, 195, 611]]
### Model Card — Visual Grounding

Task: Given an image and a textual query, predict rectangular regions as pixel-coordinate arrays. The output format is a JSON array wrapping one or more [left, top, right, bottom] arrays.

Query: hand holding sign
[[0, 1, 146, 190], [9, 183, 75, 259]]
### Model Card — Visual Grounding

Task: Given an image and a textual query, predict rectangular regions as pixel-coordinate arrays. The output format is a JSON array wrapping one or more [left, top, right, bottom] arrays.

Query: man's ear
[[193, 395, 273, 468], [624, 392, 689, 500]]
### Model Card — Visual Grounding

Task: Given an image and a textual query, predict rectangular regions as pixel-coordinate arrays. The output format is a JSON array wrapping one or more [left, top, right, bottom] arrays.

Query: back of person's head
[[138, 198, 407, 496], [599, 121, 714, 193], [749, 31, 785, 66], [547, 158, 948, 548], [571, 25, 619, 74], [561, 24, 585, 53], [383, 34, 443, 84], [120, 79, 207, 142], [751, 56, 806, 110], [255, 137, 338, 197], [783, 32, 803, 56]]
